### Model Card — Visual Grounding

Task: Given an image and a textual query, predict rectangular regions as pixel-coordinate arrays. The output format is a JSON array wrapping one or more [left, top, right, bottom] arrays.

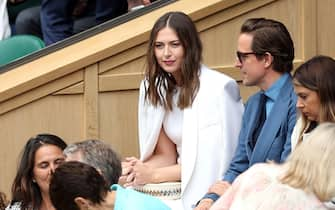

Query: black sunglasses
[[236, 51, 289, 63], [236, 51, 264, 63]]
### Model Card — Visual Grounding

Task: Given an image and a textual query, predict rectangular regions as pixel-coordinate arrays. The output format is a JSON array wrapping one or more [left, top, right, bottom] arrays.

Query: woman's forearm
[[152, 164, 181, 183]]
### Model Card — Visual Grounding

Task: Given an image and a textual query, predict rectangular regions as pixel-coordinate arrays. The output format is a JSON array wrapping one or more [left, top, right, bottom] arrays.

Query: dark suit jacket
[[224, 75, 297, 183], [41, 0, 128, 45]]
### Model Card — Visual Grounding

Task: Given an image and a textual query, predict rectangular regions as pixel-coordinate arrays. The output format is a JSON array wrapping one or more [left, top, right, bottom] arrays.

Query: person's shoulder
[[247, 163, 270, 173], [277, 75, 297, 107], [280, 74, 296, 96], [115, 185, 170, 210], [200, 65, 239, 98], [250, 163, 282, 174], [200, 65, 234, 83]]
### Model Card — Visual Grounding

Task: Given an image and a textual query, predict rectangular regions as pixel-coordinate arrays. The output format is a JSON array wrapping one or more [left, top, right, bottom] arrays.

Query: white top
[[163, 88, 183, 163], [0, 0, 11, 41], [291, 117, 305, 150]]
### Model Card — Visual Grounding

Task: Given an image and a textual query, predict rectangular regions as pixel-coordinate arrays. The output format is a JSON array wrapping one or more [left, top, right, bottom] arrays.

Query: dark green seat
[[0, 35, 45, 66]]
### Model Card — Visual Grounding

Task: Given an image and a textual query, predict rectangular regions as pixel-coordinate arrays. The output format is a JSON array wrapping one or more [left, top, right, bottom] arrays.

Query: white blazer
[[291, 117, 313, 150], [291, 117, 303, 150], [138, 65, 244, 210], [0, 1, 10, 41]]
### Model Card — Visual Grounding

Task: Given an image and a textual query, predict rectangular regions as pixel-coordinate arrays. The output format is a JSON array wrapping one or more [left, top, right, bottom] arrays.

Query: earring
[[32, 179, 36, 183]]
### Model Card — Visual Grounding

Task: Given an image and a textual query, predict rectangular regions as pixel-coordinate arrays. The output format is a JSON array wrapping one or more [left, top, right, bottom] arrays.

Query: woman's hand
[[122, 159, 157, 187], [131, 160, 157, 186], [118, 157, 138, 186], [120, 127, 179, 187]]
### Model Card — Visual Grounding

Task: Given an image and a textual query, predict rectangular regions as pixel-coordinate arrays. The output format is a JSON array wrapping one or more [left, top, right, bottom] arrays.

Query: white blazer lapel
[[138, 81, 165, 161], [181, 91, 199, 194]]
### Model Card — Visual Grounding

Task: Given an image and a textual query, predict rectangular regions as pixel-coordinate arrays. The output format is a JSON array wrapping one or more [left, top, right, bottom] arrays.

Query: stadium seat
[[0, 34, 45, 66]]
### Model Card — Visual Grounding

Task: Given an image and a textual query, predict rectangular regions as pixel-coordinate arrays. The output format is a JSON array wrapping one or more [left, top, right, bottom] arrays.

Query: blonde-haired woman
[[211, 123, 335, 210]]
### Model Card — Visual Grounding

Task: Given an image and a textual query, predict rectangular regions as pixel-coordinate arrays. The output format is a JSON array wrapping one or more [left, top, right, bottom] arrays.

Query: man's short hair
[[63, 139, 122, 186], [50, 161, 109, 210], [241, 18, 295, 73]]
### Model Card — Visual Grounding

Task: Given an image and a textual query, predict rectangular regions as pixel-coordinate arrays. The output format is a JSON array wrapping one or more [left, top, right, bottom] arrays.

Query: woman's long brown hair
[[145, 11, 202, 110]]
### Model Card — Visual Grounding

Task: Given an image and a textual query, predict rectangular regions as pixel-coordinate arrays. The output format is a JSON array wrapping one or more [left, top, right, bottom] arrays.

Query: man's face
[[235, 33, 267, 89]]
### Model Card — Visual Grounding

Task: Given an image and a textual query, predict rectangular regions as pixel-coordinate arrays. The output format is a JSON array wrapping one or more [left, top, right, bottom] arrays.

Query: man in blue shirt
[[195, 18, 297, 209]]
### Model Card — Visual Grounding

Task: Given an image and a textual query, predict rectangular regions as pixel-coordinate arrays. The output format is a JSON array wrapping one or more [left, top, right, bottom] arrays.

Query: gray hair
[[63, 140, 122, 186]]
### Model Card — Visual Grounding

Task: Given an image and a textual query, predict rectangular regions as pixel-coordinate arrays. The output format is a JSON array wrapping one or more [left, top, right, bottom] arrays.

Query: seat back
[[0, 35, 45, 66]]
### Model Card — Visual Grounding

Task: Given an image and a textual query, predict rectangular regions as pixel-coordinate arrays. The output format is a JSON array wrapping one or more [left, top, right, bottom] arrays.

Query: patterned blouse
[[210, 164, 328, 210]]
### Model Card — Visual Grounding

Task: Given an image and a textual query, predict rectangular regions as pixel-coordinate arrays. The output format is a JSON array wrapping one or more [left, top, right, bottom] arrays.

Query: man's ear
[[74, 197, 90, 210], [264, 52, 273, 68]]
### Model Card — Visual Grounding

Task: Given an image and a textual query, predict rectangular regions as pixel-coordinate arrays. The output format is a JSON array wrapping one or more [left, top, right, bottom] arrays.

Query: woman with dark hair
[[291, 55, 335, 149], [121, 11, 244, 209], [6, 134, 67, 210], [291, 55, 335, 207]]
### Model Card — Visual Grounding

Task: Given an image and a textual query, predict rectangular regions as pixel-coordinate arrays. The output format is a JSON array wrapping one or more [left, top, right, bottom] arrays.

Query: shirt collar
[[264, 73, 289, 101]]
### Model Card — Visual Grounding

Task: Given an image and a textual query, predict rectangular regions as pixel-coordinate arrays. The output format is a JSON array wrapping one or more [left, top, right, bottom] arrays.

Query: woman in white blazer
[[120, 11, 244, 210]]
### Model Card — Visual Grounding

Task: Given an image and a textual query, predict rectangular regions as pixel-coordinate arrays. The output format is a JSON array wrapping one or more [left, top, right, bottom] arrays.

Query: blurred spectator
[[1, 0, 11, 40], [15, 1, 90, 40], [211, 123, 335, 210], [40, 0, 128, 45], [6, 134, 67, 210], [15, 6, 42, 38], [63, 139, 122, 187], [7, 0, 40, 20]]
